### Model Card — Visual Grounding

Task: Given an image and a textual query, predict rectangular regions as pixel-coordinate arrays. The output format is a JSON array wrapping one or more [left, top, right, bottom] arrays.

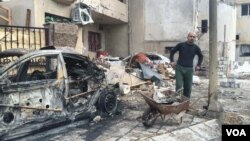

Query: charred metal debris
[[0, 47, 119, 140]]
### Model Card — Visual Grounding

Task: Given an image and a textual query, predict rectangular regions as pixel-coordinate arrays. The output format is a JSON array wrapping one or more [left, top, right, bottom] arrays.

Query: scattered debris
[[119, 83, 130, 95], [139, 86, 189, 127], [193, 75, 201, 84], [153, 88, 182, 104], [156, 63, 175, 80], [92, 115, 101, 123], [230, 61, 250, 79]]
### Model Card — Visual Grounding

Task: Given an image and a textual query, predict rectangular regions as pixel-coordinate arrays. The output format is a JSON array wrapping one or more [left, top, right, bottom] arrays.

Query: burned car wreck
[[0, 48, 118, 139]]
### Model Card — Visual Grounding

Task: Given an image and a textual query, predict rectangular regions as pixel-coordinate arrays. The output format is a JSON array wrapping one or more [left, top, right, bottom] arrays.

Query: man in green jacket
[[170, 32, 203, 98]]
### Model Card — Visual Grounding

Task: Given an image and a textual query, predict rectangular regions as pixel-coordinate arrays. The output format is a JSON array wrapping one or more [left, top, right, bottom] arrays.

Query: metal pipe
[[16, 27, 19, 47], [65, 90, 95, 100], [4, 27, 7, 50], [10, 26, 12, 48], [22, 28, 24, 48], [34, 29, 36, 49], [28, 27, 30, 49], [39, 29, 42, 48], [0, 24, 46, 29]]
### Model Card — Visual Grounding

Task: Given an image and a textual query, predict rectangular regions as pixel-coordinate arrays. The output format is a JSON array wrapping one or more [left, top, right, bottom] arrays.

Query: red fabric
[[97, 51, 108, 58], [134, 52, 151, 64]]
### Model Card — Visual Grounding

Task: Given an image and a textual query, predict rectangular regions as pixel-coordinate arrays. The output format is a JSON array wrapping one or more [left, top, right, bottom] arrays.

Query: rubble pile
[[230, 61, 250, 79], [153, 88, 182, 104], [92, 52, 180, 95], [217, 57, 228, 78], [156, 63, 175, 80], [220, 79, 241, 88], [93, 57, 111, 69]]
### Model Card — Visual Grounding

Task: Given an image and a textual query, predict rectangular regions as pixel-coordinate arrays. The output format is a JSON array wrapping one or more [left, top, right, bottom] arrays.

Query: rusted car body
[[0, 48, 118, 139]]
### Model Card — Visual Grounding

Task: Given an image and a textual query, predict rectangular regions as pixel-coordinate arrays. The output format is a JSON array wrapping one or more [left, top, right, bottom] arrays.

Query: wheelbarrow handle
[[176, 88, 184, 97]]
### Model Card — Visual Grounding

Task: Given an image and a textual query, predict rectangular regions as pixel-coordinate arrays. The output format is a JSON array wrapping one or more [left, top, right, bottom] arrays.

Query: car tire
[[98, 89, 117, 114]]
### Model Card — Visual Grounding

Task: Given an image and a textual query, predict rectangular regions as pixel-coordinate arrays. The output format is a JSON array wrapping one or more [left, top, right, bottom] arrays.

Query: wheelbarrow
[[139, 89, 190, 127]]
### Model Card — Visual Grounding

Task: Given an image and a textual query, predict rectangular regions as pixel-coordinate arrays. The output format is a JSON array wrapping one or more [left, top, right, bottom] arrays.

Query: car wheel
[[142, 107, 158, 127], [98, 90, 117, 114]]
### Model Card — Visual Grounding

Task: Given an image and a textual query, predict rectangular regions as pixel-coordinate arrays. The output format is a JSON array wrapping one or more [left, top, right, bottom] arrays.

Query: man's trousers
[[175, 64, 193, 98]]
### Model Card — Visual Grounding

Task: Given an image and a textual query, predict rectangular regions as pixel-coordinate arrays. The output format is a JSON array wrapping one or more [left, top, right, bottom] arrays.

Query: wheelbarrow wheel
[[142, 107, 158, 127]]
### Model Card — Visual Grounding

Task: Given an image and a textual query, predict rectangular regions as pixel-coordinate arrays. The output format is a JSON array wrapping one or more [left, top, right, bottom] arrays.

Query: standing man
[[170, 32, 203, 98]]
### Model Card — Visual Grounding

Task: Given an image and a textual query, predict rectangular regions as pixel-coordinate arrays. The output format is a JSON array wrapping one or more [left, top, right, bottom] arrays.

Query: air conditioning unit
[[71, 2, 94, 25]]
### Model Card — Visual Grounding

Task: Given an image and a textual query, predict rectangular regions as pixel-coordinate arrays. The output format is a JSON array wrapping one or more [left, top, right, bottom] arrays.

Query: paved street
[[16, 78, 229, 141]]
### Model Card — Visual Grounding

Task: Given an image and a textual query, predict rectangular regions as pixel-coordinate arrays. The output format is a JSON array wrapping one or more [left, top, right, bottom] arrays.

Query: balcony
[[80, 0, 128, 24]]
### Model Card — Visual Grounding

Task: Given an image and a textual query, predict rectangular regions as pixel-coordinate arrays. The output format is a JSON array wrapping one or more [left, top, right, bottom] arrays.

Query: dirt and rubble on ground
[[191, 78, 250, 125], [93, 53, 250, 124], [8, 70, 248, 140], [218, 87, 250, 124], [1, 49, 250, 140], [20, 78, 222, 141], [93, 52, 179, 95]]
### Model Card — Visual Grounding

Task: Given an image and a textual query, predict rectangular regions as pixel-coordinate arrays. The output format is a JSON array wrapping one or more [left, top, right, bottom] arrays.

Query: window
[[5, 55, 59, 83], [240, 44, 250, 57], [45, 13, 71, 23], [63, 54, 89, 76], [241, 4, 250, 16], [236, 34, 240, 40], [88, 32, 101, 52], [63, 54, 90, 95], [5, 64, 19, 83], [118, 0, 126, 4], [147, 55, 161, 61], [165, 47, 174, 54]]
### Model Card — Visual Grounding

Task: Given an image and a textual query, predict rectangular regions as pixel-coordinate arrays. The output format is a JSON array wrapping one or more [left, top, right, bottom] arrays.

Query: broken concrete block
[[54, 33, 78, 47], [236, 83, 241, 88], [219, 57, 224, 61], [54, 23, 78, 34], [119, 83, 130, 95], [218, 72, 224, 75], [193, 75, 200, 84], [93, 115, 101, 122], [220, 81, 229, 88], [229, 82, 235, 88], [46, 23, 79, 48], [218, 89, 224, 94]]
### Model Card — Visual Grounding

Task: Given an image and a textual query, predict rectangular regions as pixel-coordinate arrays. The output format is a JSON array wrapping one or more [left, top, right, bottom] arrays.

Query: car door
[[62, 53, 105, 97], [0, 53, 65, 125]]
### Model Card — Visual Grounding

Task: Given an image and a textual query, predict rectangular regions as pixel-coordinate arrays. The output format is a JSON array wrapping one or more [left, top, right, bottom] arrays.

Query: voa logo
[[226, 129, 246, 136]]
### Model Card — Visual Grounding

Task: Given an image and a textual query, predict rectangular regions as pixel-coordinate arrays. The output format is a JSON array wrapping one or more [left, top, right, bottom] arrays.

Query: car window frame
[[0, 53, 61, 84]]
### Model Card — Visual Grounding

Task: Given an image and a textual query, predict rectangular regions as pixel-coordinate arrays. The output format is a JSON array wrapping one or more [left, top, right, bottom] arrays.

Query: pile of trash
[[153, 88, 182, 104]]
